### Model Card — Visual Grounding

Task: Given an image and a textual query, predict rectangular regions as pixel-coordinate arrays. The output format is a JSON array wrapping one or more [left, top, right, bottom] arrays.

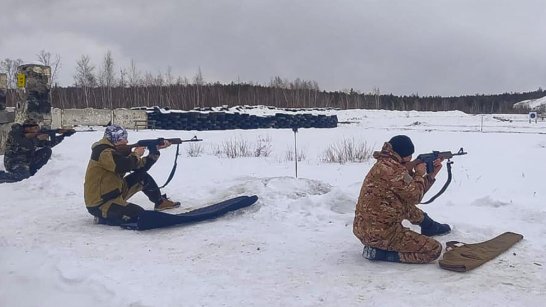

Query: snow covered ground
[[1, 109, 545, 307]]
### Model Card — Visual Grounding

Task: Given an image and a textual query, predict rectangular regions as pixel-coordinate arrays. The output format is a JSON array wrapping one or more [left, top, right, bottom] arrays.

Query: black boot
[[420, 213, 451, 236], [362, 245, 400, 262]]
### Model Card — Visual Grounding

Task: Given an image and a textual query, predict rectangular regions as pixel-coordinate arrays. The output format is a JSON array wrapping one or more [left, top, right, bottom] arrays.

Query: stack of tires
[[145, 108, 337, 130]]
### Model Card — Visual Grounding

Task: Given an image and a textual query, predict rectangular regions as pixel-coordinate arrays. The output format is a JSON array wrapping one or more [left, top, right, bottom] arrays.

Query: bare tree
[[73, 55, 97, 107], [270, 76, 288, 88], [176, 76, 189, 86], [127, 59, 141, 87], [143, 71, 155, 86], [0, 58, 24, 89], [74, 55, 96, 86], [36, 50, 62, 85], [373, 87, 381, 109], [98, 50, 116, 108], [270, 76, 289, 107], [193, 67, 204, 85], [194, 67, 204, 107], [165, 66, 174, 85], [155, 71, 165, 86], [98, 50, 116, 87], [119, 68, 127, 87]]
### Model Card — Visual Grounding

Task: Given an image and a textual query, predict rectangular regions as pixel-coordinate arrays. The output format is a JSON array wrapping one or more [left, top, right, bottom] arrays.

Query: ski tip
[[248, 195, 259, 201]]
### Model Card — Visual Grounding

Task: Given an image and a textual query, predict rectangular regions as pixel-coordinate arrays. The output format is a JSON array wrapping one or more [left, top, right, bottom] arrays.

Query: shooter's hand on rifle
[[429, 157, 444, 179], [145, 139, 171, 155], [157, 139, 171, 149], [413, 162, 426, 177], [59, 129, 76, 137], [36, 133, 50, 141], [408, 157, 444, 179], [133, 146, 145, 158], [413, 148, 466, 175]]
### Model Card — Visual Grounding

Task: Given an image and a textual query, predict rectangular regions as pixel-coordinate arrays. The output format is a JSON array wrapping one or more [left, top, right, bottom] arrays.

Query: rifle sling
[[159, 143, 180, 189], [420, 161, 453, 204]]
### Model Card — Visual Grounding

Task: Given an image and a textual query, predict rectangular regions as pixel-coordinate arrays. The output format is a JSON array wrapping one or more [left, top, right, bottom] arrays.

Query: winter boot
[[420, 213, 451, 236], [362, 245, 401, 262], [154, 194, 181, 211]]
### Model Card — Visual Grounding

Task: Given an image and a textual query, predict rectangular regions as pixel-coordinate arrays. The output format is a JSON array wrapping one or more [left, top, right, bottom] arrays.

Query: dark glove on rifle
[[63, 130, 76, 137]]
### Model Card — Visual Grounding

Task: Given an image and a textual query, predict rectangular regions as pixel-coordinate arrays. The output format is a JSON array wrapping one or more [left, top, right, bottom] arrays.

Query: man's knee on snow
[[398, 238, 442, 264], [34, 147, 52, 164], [10, 165, 31, 180], [29, 147, 53, 175], [432, 240, 443, 259], [37, 147, 53, 159], [422, 239, 442, 262]]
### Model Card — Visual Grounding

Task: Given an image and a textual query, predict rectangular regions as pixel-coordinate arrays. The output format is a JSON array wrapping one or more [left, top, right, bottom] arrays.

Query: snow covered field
[[1, 109, 545, 307]]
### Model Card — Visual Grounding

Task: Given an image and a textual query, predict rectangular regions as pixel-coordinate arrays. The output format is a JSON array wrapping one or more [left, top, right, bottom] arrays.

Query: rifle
[[117, 136, 203, 189], [415, 148, 467, 174], [117, 136, 203, 154], [413, 148, 467, 204], [24, 127, 94, 141], [41, 128, 77, 137]]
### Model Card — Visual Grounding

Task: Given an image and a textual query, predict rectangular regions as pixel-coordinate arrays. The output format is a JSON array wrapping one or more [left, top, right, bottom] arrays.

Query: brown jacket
[[353, 142, 435, 248], [84, 138, 159, 207]]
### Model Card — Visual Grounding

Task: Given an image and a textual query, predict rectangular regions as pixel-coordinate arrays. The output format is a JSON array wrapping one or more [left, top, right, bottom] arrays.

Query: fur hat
[[389, 135, 415, 158], [104, 125, 128, 144]]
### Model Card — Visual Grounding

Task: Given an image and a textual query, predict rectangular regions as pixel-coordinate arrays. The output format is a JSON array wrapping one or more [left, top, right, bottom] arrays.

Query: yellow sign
[[16, 73, 26, 88]]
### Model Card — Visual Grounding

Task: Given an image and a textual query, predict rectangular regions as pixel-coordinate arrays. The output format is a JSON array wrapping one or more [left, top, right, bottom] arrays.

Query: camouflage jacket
[[3, 123, 61, 172], [353, 142, 435, 245], [84, 138, 159, 207]]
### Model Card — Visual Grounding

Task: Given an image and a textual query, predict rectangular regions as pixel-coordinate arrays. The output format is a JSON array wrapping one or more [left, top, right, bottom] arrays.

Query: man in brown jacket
[[84, 125, 180, 225], [353, 135, 451, 264]]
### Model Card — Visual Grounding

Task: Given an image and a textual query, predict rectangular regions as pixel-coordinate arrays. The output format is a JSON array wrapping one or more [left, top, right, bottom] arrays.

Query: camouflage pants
[[385, 227, 442, 264], [354, 207, 442, 264], [379, 204, 441, 263], [0, 147, 52, 183], [395, 205, 442, 263]]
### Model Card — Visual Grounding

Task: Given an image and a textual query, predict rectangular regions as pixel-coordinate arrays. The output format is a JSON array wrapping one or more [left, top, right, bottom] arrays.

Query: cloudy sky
[[1, 0, 545, 96]]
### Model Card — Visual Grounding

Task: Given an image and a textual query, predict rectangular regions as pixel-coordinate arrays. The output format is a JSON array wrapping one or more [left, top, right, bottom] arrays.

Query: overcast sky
[[1, 0, 545, 96]]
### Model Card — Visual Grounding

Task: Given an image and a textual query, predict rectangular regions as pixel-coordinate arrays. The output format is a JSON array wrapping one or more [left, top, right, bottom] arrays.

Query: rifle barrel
[[454, 147, 467, 155], [129, 136, 202, 148], [169, 136, 203, 144]]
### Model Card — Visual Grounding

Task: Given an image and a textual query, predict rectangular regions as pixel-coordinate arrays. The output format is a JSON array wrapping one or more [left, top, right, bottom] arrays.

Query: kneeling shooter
[[0, 119, 72, 183], [353, 135, 453, 264]]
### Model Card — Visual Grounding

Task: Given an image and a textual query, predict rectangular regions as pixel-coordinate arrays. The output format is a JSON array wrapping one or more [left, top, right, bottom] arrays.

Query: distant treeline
[[2, 52, 544, 113], [5, 83, 544, 114]]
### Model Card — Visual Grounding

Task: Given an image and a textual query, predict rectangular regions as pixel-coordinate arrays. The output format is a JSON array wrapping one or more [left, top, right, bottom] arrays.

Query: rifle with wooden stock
[[24, 127, 94, 144], [116, 136, 203, 155], [116, 136, 203, 188]]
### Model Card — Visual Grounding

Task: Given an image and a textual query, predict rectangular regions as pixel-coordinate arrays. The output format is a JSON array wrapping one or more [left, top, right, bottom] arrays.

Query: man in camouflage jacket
[[84, 125, 181, 226], [353, 135, 451, 264], [0, 119, 65, 183]]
